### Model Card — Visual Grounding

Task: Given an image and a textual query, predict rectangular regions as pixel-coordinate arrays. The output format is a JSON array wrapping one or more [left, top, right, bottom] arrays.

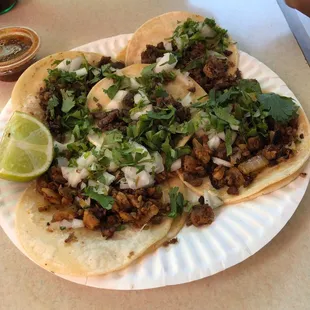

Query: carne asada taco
[[125, 11, 239, 93], [176, 79, 310, 205], [13, 57, 214, 275]]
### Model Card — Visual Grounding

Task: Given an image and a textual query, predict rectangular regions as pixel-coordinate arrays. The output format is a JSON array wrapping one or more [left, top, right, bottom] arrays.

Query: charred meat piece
[[36, 175, 48, 194], [51, 210, 75, 222], [64, 232, 77, 244], [113, 191, 131, 210], [122, 91, 135, 108], [247, 136, 264, 152], [203, 56, 228, 80], [50, 166, 67, 184], [155, 171, 176, 184], [183, 172, 203, 187], [83, 210, 100, 230], [214, 142, 227, 159], [97, 110, 120, 128], [227, 186, 239, 195], [225, 167, 245, 188], [192, 138, 211, 165], [183, 155, 199, 172], [111, 61, 125, 69], [135, 201, 159, 227], [189, 204, 215, 227], [98, 56, 112, 66], [141, 43, 165, 64], [41, 188, 62, 205], [262, 145, 281, 160], [212, 165, 226, 181]]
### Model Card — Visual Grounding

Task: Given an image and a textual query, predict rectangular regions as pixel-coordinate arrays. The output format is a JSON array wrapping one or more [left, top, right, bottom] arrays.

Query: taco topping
[[141, 18, 240, 92], [35, 60, 215, 238], [181, 79, 300, 194]]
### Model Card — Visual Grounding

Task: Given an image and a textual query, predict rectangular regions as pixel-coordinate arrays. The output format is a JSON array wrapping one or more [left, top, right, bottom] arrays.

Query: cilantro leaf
[[258, 93, 298, 123], [147, 107, 175, 120], [141, 64, 156, 77], [225, 128, 233, 156], [104, 84, 119, 99], [61, 89, 76, 113], [168, 187, 187, 218], [160, 54, 177, 66], [84, 188, 114, 210], [238, 79, 262, 94], [213, 107, 240, 126], [47, 95, 59, 119]]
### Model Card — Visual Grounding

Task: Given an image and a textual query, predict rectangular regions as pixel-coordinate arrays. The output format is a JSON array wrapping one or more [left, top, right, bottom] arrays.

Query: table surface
[[1, 0, 310, 309]]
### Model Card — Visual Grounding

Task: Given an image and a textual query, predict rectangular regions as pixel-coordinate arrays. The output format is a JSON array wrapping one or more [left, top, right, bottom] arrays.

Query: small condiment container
[[0, 26, 40, 81]]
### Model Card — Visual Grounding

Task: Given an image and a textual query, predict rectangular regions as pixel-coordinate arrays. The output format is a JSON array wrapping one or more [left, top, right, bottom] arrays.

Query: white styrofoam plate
[[0, 34, 309, 290]]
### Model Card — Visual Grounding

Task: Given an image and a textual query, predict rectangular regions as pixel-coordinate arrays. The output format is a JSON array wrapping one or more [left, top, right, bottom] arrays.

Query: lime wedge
[[0, 111, 53, 182]]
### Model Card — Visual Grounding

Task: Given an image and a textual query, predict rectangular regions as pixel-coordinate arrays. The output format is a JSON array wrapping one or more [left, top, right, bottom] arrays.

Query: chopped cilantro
[[168, 187, 187, 218], [258, 93, 298, 123], [47, 95, 59, 119], [61, 89, 76, 113], [84, 187, 114, 210]]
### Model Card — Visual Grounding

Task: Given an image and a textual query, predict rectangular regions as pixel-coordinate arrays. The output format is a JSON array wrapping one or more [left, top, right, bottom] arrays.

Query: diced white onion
[[212, 157, 232, 167], [105, 90, 128, 111], [174, 37, 183, 50], [181, 92, 192, 107], [76, 153, 97, 169], [170, 159, 182, 172], [69, 57, 83, 72], [130, 104, 153, 120], [154, 53, 177, 73], [80, 182, 87, 190], [57, 58, 71, 71], [104, 149, 119, 172], [61, 167, 89, 188], [74, 67, 88, 76], [134, 91, 150, 105], [152, 152, 165, 173], [204, 190, 223, 209], [57, 157, 69, 167], [102, 171, 115, 186], [230, 124, 239, 131], [207, 135, 221, 150], [218, 132, 226, 141], [121, 167, 154, 189], [164, 41, 173, 51], [201, 24, 216, 37], [71, 219, 85, 229], [88, 179, 97, 187], [54, 135, 74, 152], [130, 77, 141, 89], [87, 132, 104, 148]]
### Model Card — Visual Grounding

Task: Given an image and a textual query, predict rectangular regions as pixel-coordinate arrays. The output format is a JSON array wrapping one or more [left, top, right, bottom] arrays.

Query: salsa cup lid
[[0, 26, 40, 72]]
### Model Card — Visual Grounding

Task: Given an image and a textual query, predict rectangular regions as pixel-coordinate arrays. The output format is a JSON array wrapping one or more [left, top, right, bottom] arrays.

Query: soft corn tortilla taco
[[11, 51, 103, 121], [15, 178, 189, 276], [124, 11, 238, 85]]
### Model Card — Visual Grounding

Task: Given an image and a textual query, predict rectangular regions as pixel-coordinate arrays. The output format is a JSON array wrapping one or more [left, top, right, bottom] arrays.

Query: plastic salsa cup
[[0, 26, 40, 81]]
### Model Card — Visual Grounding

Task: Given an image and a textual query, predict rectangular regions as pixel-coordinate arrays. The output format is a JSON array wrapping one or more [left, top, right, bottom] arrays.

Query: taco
[[176, 79, 310, 205], [125, 11, 239, 93], [13, 57, 214, 276]]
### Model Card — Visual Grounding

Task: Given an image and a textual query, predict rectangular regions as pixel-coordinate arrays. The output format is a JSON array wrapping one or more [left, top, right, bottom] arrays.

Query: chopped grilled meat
[[188, 86, 196, 93], [38, 205, 50, 212], [113, 191, 131, 210], [36, 175, 48, 194], [118, 211, 134, 223], [64, 232, 77, 244], [151, 215, 163, 225], [97, 110, 119, 127], [227, 186, 239, 195], [146, 187, 163, 199], [51, 210, 75, 222], [122, 91, 135, 108], [41, 188, 62, 204], [101, 226, 116, 239], [111, 61, 125, 69], [214, 142, 227, 159], [300, 172, 307, 178], [155, 171, 176, 183], [209, 173, 226, 189], [192, 138, 211, 165], [243, 174, 255, 188], [141, 43, 165, 64], [225, 167, 245, 188], [98, 56, 112, 66], [223, 49, 233, 56], [50, 166, 67, 184], [198, 196, 205, 205], [183, 172, 203, 187], [262, 145, 280, 160], [271, 130, 282, 145], [135, 201, 159, 227], [58, 186, 76, 203], [163, 238, 178, 247], [183, 155, 199, 172], [247, 136, 264, 152], [212, 165, 226, 180], [127, 194, 143, 209], [189, 204, 214, 227], [83, 210, 100, 230]]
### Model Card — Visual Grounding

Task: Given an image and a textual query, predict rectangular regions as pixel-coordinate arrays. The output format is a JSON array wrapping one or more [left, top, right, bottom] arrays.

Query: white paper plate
[[0, 34, 309, 290]]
